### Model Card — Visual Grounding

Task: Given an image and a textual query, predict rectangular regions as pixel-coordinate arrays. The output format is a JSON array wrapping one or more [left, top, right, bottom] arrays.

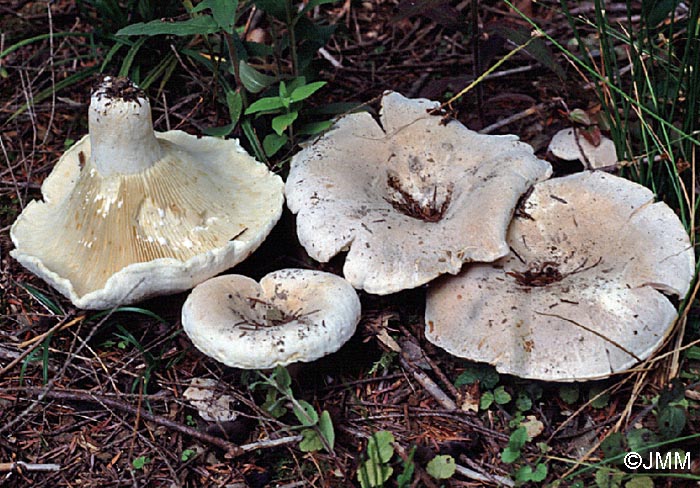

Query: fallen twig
[[17, 387, 301, 458], [0, 462, 61, 472]]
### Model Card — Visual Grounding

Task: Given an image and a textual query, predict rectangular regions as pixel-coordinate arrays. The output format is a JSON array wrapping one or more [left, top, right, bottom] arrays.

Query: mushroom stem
[[89, 77, 162, 177]]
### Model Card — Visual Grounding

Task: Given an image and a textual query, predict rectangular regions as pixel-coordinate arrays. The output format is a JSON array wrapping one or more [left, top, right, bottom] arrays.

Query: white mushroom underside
[[426, 171, 695, 381], [182, 269, 361, 369], [286, 92, 552, 295], [11, 132, 283, 308]]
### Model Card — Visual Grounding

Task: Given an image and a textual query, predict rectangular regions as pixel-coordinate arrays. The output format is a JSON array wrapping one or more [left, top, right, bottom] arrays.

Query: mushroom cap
[[285, 91, 552, 295], [181, 269, 361, 369], [10, 79, 284, 309], [548, 127, 617, 169], [425, 171, 695, 381]]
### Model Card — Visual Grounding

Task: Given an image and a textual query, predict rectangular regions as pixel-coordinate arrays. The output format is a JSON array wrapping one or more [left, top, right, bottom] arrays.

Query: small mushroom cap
[[10, 78, 283, 309], [426, 171, 695, 381], [181, 269, 361, 369], [286, 91, 552, 295], [548, 127, 617, 169]]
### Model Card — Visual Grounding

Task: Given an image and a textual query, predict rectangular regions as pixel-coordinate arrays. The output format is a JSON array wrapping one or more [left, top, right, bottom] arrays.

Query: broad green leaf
[[358, 460, 393, 488], [396, 446, 416, 488], [297, 120, 333, 136], [625, 475, 654, 488], [559, 384, 580, 404], [245, 96, 285, 115], [299, 428, 323, 452], [293, 399, 319, 427], [263, 133, 288, 157], [516, 393, 532, 411], [515, 463, 547, 482], [479, 391, 494, 410], [191, 0, 238, 32], [600, 432, 625, 460], [226, 89, 243, 124], [203, 123, 235, 137], [272, 365, 292, 392], [657, 405, 686, 439], [255, 0, 286, 19], [272, 111, 298, 135], [239, 61, 277, 93], [494, 385, 512, 405], [507, 427, 528, 450], [367, 431, 394, 464], [318, 410, 335, 450], [426, 455, 456, 479], [290, 81, 327, 103], [589, 385, 610, 409], [626, 428, 657, 453], [501, 446, 520, 464], [595, 467, 624, 488], [117, 16, 220, 37], [132, 456, 149, 469], [455, 363, 499, 389]]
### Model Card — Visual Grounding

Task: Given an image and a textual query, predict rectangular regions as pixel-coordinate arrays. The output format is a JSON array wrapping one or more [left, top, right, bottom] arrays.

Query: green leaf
[[515, 463, 547, 482], [426, 455, 456, 479], [238, 61, 277, 93], [600, 432, 625, 460], [293, 399, 319, 427], [626, 428, 657, 453], [226, 89, 243, 125], [181, 449, 195, 461], [366, 431, 395, 464], [255, 0, 286, 19], [396, 446, 416, 488], [118, 37, 148, 77], [239, 61, 276, 93], [559, 384, 580, 404], [595, 467, 624, 488], [191, 0, 238, 32], [515, 393, 532, 411], [244, 96, 285, 115], [132, 456, 149, 470], [625, 475, 654, 488], [501, 446, 520, 464], [202, 123, 235, 137], [508, 427, 528, 450], [589, 385, 610, 409], [117, 16, 220, 37], [686, 346, 700, 360], [358, 460, 393, 488], [455, 364, 499, 389], [263, 133, 288, 157], [271, 111, 298, 135], [272, 365, 292, 393], [290, 81, 327, 103], [479, 391, 494, 410], [299, 428, 323, 452], [20, 283, 63, 315], [493, 385, 512, 405], [297, 120, 333, 136], [318, 410, 335, 450], [657, 405, 686, 439]]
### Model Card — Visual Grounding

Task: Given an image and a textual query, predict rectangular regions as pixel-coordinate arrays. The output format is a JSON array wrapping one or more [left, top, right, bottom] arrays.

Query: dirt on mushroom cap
[[425, 171, 695, 381]]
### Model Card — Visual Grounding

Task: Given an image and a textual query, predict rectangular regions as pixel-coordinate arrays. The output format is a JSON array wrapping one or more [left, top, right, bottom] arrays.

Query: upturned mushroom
[[285, 91, 552, 295], [181, 269, 360, 369], [11, 77, 284, 309], [548, 127, 617, 169], [425, 171, 695, 381]]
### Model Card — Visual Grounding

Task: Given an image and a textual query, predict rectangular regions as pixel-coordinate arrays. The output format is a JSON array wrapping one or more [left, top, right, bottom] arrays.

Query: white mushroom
[[425, 171, 695, 381], [10, 77, 284, 309], [285, 91, 552, 295], [181, 269, 361, 369], [548, 127, 618, 169]]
